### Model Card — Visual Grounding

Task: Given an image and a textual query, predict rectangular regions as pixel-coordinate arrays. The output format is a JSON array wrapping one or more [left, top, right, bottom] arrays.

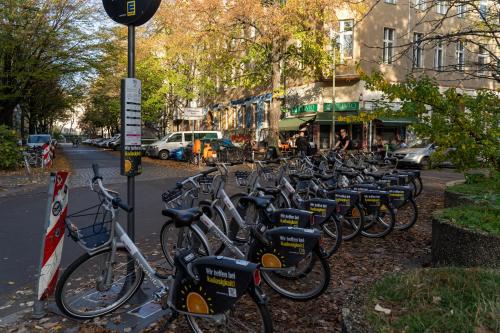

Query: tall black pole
[[127, 25, 135, 241]]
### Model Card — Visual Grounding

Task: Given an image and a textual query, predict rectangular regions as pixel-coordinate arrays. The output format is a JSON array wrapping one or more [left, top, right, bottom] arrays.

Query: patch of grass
[[365, 267, 500, 333], [447, 172, 499, 196], [438, 205, 500, 236]]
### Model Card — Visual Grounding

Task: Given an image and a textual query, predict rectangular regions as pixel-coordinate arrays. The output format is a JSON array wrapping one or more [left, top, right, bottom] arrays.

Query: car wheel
[[159, 150, 169, 160], [421, 157, 431, 170]]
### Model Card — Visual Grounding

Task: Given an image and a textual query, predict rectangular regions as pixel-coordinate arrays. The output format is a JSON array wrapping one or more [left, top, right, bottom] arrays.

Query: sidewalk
[[0, 147, 72, 198]]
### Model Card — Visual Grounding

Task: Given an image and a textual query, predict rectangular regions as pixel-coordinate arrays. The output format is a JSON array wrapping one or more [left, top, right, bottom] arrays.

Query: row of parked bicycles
[[55, 151, 423, 332]]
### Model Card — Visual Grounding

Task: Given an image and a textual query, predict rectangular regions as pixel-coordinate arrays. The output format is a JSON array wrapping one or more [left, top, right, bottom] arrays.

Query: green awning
[[279, 115, 315, 131], [315, 111, 359, 124], [376, 117, 415, 125]]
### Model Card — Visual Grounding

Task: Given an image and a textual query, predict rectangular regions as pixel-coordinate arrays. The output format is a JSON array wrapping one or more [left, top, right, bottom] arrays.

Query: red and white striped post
[[32, 171, 69, 318], [41, 143, 52, 169]]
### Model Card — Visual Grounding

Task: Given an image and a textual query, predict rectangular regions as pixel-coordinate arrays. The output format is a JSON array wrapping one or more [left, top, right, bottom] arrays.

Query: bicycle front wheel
[[160, 221, 211, 267], [55, 247, 144, 319], [186, 288, 273, 332]]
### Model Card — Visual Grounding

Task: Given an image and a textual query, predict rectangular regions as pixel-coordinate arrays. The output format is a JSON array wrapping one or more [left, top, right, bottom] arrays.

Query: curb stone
[[432, 214, 500, 268]]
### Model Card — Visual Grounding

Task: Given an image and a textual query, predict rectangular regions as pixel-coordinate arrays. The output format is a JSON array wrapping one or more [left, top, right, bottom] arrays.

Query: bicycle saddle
[[364, 172, 385, 179], [313, 173, 335, 181], [290, 174, 314, 181], [162, 208, 202, 227], [337, 170, 358, 178], [256, 186, 281, 196], [239, 195, 274, 209]]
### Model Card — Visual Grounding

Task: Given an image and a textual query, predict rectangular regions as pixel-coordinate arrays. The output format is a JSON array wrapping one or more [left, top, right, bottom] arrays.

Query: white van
[[146, 131, 222, 160]]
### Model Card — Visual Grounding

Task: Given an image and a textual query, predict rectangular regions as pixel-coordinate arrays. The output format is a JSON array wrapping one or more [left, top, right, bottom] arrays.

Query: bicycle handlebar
[[91, 163, 133, 213], [92, 163, 102, 181]]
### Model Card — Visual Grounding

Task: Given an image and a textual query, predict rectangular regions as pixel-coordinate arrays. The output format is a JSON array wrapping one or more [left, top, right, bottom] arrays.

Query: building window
[[436, 0, 448, 14], [385, 0, 396, 4], [339, 20, 354, 61], [456, 41, 465, 71], [413, 0, 426, 10], [456, 2, 466, 18], [383, 28, 395, 64], [434, 41, 444, 71], [478, 45, 489, 75], [413, 33, 424, 68]]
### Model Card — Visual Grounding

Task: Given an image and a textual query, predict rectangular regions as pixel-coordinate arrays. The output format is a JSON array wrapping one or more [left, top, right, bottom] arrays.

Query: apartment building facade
[[203, 0, 498, 149]]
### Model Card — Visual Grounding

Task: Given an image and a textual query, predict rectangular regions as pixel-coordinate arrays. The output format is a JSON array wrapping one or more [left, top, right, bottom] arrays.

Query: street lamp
[[329, 29, 338, 148]]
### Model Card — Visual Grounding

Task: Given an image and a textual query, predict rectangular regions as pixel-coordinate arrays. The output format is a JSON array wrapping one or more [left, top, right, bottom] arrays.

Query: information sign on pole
[[182, 107, 204, 120], [121, 78, 142, 176]]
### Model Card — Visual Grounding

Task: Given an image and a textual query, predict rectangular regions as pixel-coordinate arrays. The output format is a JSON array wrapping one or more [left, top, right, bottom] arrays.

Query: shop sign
[[291, 104, 318, 115], [324, 102, 359, 112]]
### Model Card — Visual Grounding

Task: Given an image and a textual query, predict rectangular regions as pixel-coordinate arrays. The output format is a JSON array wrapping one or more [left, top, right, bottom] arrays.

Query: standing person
[[295, 130, 308, 157], [334, 128, 351, 152]]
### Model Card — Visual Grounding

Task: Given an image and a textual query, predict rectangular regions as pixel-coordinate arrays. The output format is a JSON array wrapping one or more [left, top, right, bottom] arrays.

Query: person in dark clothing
[[334, 128, 351, 152], [295, 130, 309, 156]]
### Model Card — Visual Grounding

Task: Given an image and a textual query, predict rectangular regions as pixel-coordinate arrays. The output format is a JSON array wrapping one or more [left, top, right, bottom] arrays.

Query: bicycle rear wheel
[[393, 198, 418, 231], [340, 203, 364, 241], [186, 288, 273, 332], [261, 248, 330, 301], [55, 247, 144, 319], [360, 204, 396, 238], [320, 216, 342, 257]]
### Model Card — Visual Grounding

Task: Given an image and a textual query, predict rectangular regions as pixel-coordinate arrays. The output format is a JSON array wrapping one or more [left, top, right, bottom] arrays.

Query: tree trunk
[[268, 41, 282, 150]]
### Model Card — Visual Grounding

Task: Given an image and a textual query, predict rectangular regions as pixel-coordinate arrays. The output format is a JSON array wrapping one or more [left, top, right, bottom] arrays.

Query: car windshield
[[28, 135, 50, 144], [160, 134, 170, 141], [409, 141, 431, 148]]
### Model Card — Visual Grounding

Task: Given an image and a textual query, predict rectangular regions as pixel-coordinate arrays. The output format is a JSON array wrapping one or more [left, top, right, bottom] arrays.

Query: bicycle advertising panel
[[387, 185, 413, 209], [333, 189, 360, 215], [173, 255, 257, 315], [270, 208, 313, 228], [249, 227, 320, 269], [303, 198, 337, 225], [36, 171, 69, 301]]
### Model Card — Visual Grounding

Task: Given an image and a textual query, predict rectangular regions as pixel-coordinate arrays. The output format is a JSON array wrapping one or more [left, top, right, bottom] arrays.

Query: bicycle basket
[[197, 175, 214, 194], [234, 170, 251, 187], [295, 179, 311, 194], [162, 189, 183, 209], [65, 203, 113, 250], [261, 166, 278, 183]]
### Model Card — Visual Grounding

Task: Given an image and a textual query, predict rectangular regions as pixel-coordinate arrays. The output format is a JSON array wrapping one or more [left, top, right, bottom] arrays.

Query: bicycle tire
[[393, 198, 418, 231], [320, 216, 342, 257], [160, 221, 212, 268], [186, 287, 273, 332], [415, 176, 423, 196], [198, 201, 229, 255], [360, 204, 396, 238], [260, 248, 330, 301], [55, 247, 144, 319], [340, 203, 364, 241]]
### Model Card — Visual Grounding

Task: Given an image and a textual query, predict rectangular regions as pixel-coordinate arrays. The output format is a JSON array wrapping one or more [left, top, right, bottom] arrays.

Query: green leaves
[[0, 125, 21, 170], [363, 73, 500, 173]]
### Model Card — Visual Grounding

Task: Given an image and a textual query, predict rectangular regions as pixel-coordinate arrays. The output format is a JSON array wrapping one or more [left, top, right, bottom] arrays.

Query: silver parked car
[[390, 141, 436, 168]]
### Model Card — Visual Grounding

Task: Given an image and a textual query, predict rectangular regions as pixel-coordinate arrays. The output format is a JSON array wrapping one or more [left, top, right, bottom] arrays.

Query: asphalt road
[[0, 145, 190, 304]]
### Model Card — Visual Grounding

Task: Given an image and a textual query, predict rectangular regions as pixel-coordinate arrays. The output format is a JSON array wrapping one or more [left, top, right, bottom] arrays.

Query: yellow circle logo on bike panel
[[261, 253, 282, 268], [124, 160, 132, 173], [186, 292, 209, 314]]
